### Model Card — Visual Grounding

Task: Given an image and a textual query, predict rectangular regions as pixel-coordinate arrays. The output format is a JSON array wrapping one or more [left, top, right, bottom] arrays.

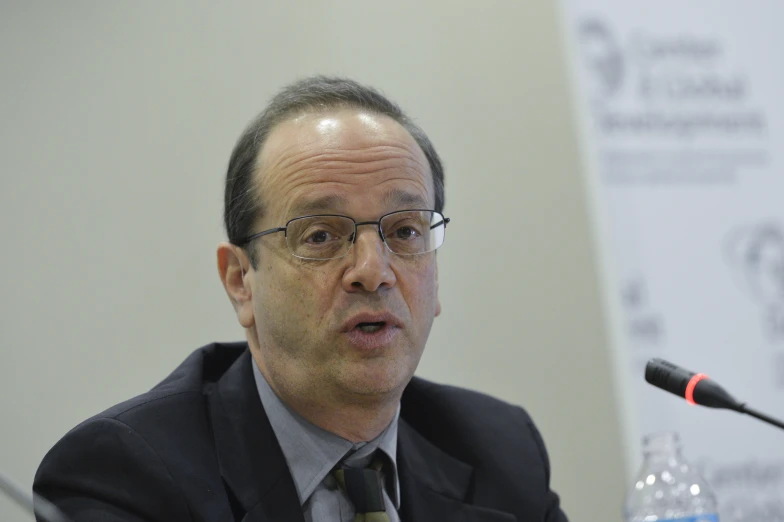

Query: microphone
[[645, 358, 784, 431], [0, 470, 73, 522]]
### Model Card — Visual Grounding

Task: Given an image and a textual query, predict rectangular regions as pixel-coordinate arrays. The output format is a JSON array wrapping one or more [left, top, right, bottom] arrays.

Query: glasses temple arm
[[430, 217, 450, 230], [238, 227, 287, 245]]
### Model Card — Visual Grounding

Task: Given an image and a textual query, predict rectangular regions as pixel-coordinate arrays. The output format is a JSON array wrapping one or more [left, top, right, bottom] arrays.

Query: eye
[[392, 225, 421, 240], [305, 229, 336, 244]]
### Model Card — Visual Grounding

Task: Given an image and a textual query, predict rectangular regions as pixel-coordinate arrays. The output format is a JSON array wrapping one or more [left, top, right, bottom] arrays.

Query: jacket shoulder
[[34, 342, 249, 521], [402, 376, 536, 431], [401, 377, 565, 520], [401, 376, 549, 471], [86, 341, 247, 424], [61, 342, 248, 468]]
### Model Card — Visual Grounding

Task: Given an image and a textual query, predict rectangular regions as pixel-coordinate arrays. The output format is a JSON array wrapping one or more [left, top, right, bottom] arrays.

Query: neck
[[290, 395, 399, 443], [251, 351, 400, 443]]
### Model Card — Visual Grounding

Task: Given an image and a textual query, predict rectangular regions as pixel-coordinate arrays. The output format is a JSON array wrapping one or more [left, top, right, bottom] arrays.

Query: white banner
[[560, 1, 784, 520]]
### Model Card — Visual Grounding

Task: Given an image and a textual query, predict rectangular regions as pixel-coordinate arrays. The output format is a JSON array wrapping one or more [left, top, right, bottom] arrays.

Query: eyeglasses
[[238, 209, 450, 260]]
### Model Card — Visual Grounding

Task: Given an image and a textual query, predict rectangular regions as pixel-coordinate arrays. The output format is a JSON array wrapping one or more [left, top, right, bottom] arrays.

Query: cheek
[[261, 261, 337, 319], [401, 264, 439, 318]]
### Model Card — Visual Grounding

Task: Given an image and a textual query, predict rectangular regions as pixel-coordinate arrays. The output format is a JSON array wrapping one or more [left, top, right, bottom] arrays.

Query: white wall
[[0, 2, 626, 520]]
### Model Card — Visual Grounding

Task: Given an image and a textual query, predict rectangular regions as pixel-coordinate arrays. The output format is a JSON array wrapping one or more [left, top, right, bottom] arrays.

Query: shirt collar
[[252, 360, 400, 508]]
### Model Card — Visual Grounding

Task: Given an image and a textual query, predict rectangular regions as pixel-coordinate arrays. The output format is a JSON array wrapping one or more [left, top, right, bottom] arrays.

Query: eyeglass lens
[[285, 211, 446, 260]]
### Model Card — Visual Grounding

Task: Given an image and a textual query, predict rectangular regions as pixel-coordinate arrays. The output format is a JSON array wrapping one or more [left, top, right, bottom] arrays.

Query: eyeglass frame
[[236, 208, 450, 260]]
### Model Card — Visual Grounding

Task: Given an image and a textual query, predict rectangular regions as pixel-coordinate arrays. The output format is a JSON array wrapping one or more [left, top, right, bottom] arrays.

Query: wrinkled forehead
[[253, 109, 433, 218]]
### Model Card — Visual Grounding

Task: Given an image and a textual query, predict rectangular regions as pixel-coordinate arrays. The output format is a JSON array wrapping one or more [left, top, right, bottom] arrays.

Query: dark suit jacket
[[34, 342, 568, 522]]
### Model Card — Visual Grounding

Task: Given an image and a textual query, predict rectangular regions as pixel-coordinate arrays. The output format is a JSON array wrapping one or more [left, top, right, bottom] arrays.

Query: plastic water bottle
[[625, 432, 719, 521]]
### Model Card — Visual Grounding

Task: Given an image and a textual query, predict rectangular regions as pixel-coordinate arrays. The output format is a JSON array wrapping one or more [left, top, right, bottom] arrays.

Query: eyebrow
[[289, 190, 430, 219], [289, 195, 349, 216], [382, 189, 429, 210]]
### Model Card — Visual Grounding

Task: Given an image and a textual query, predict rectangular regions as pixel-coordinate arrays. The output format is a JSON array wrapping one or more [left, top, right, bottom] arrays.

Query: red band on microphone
[[685, 373, 709, 405]]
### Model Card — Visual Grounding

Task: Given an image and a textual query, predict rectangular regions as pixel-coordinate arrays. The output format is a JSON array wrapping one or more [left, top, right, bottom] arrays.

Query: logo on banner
[[577, 18, 624, 99], [575, 16, 768, 186], [725, 222, 784, 343]]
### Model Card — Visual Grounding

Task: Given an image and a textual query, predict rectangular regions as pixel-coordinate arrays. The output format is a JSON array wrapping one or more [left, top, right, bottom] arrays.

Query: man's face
[[244, 109, 441, 404]]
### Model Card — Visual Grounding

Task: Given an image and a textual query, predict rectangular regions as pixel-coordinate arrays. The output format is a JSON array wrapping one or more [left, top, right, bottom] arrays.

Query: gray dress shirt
[[252, 362, 401, 522]]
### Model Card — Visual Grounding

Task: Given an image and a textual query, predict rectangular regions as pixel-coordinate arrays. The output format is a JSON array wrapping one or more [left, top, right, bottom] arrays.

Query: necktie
[[332, 457, 391, 522]]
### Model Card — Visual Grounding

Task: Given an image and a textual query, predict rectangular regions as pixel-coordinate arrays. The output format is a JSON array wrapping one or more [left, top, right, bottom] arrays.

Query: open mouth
[[355, 321, 386, 333], [344, 315, 400, 349]]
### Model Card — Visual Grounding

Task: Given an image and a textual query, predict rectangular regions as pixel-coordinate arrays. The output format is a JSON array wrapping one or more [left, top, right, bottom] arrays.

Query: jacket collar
[[207, 349, 305, 522]]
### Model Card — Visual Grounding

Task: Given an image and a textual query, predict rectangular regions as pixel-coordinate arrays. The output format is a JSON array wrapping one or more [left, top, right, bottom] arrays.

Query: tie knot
[[332, 457, 386, 515]]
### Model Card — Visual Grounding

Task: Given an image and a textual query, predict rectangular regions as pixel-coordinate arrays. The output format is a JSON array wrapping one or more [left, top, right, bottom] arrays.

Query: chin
[[342, 364, 412, 398]]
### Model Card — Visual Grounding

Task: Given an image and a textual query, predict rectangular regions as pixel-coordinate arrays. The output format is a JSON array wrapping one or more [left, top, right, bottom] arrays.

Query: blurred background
[[18, 1, 776, 520]]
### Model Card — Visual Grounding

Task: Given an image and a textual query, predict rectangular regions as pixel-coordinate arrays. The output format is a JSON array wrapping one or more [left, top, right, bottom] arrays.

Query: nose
[[341, 227, 396, 293]]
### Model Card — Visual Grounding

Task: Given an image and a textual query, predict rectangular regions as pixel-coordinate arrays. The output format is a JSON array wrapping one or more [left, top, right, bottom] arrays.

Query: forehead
[[254, 109, 433, 218]]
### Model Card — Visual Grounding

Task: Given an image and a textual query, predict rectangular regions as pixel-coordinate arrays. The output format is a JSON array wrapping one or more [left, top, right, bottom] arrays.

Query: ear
[[217, 242, 255, 328], [435, 261, 442, 317]]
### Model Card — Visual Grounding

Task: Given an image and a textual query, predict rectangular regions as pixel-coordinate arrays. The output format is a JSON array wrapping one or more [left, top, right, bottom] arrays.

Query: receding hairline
[[224, 76, 445, 264], [248, 106, 434, 217], [255, 105, 421, 162]]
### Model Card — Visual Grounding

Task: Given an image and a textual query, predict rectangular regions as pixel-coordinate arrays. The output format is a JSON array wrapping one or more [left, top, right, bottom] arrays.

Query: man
[[34, 76, 568, 521]]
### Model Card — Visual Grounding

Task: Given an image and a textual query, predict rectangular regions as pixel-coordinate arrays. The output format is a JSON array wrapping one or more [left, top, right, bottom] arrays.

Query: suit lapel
[[205, 349, 514, 521], [397, 419, 516, 522], [207, 349, 305, 522]]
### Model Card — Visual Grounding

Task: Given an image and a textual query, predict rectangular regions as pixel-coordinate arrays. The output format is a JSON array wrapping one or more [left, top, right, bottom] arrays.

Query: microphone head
[[645, 358, 695, 396], [645, 358, 742, 411]]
